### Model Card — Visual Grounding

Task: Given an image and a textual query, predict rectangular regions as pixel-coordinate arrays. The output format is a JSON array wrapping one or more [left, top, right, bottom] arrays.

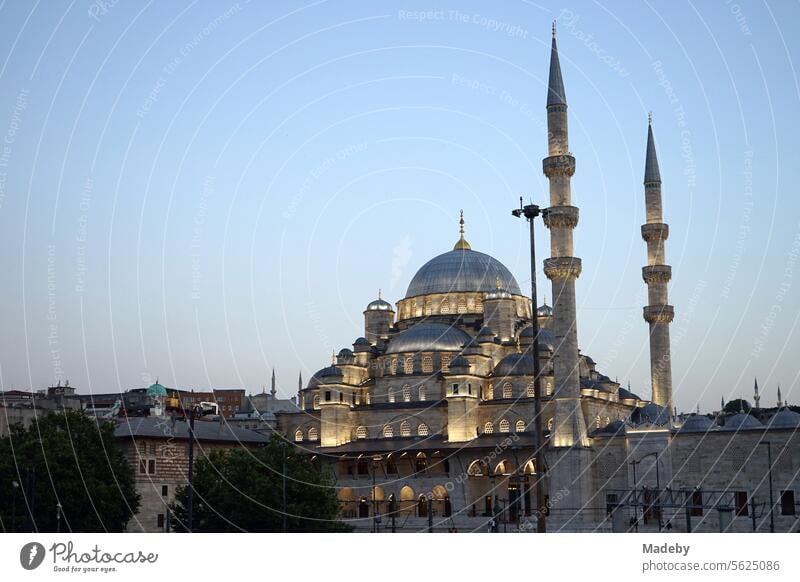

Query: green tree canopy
[[170, 435, 349, 532], [0, 410, 140, 532], [724, 398, 752, 415]]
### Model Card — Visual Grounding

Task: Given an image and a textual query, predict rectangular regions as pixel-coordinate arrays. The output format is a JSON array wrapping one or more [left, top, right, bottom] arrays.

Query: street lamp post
[[372, 455, 382, 533], [56, 502, 62, 533], [512, 198, 546, 534], [11, 481, 19, 532], [761, 441, 775, 533]]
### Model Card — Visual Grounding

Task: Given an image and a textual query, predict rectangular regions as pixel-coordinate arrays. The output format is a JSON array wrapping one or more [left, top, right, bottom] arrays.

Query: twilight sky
[[0, 0, 798, 414]]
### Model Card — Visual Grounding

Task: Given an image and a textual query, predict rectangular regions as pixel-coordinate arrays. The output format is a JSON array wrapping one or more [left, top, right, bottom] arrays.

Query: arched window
[[475, 299, 483, 312], [356, 426, 368, 439], [595, 415, 601, 429], [515, 420, 525, 433], [404, 357, 413, 375], [388, 388, 395, 403], [390, 358, 398, 375], [400, 420, 411, 437], [294, 429, 303, 442], [365, 392, 371, 405], [382, 425, 393, 438], [440, 299, 450, 314], [484, 422, 494, 434], [411, 299, 417, 317], [312, 394, 320, 410], [441, 353, 451, 372], [605, 417, 611, 427], [499, 419, 510, 433], [503, 382, 513, 399], [415, 452, 427, 472], [402, 384, 412, 402], [308, 427, 319, 441], [457, 298, 466, 313], [418, 385, 426, 401], [424, 300, 432, 316], [526, 382, 535, 397], [418, 423, 429, 436], [547, 418, 554, 430], [422, 355, 433, 373]]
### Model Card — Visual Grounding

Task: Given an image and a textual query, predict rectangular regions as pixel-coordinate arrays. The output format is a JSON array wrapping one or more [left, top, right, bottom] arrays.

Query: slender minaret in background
[[641, 116, 675, 418], [753, 377, 761, 408], [542, 24, 588, 448], [271, 368, 277, 398]]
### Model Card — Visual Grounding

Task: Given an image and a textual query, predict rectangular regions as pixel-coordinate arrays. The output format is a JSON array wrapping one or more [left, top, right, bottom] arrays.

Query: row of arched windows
[[387, 384, 427, 403], [294, 427, 319, 442], [484, 419, 526, 434], [404, 297, 484, 318], [485, 382, 537, 400], [375, 421, 430, 439]]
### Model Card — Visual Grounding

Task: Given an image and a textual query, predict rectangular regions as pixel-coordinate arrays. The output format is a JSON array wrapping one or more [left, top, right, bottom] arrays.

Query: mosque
[[276, 28, 800, 533]]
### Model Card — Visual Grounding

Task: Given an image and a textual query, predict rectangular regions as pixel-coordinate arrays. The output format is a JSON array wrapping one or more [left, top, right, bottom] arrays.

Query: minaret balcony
[[641, 223, 669, 242], [543, 257, 582, 280], [643, 304, 674, 324], [542, 154, 576, 177], [642, 265, 672, 285], [542, 206, 579, 230]]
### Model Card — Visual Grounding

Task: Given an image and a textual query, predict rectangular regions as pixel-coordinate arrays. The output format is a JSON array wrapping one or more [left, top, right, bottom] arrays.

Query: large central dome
[[405, 248, 522, 298]]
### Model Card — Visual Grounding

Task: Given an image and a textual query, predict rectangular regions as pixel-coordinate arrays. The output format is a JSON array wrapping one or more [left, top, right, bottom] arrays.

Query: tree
[[724, 399, 752, 415], [170, 435, 350, 532], [0, 410, 140, 532]]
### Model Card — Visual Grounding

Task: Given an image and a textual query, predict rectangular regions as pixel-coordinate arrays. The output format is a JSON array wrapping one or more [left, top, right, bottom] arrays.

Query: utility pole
[[512, 198, 547, 533], [187, 406, 197, 532], [762, 441, 775, 533]]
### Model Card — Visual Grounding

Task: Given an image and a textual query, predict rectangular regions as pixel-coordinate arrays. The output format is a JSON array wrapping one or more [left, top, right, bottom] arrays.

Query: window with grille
[[418, 385, 426, 401], [499, 419, 510, 433], [526, 382, 535, 397], [457, 299, 466, 313], [404, 357, 413, 374], [388, 388, 395, 403], [503, 383, 513, 399], [400, 421, 411, 437], [422, 355, 433, 373], [403, 385, 412, 402], [440, 300, 450, 314], [313, 394, 320, 409], [441, 353, 451, 372], [418, 423, 429, 436], [356, 426, 368, 439], [308, 427, 319, 441], [484, 422, 494, 434], [383, 425, 393, 438], [294, 429, 303, 442], [515, 420, 525, 433]]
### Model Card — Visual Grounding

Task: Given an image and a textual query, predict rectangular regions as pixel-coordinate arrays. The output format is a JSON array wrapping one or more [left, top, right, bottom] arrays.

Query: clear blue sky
[[0, 0, 798, 414]]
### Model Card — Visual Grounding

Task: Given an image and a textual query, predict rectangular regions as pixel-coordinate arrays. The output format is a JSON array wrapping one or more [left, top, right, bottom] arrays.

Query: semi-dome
[[677, 414, 717, 433], [721, 412, 762, 431], [405, 249, 521, 298], [767, 408, 800, 429], [385, 322, 471, 355], [494, 353, 535, 377]]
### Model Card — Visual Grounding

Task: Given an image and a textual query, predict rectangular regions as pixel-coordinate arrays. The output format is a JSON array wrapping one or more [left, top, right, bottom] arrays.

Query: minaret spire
[[641, 116, 674, 418], [547, 24, 567, 107], [777, 385, 782, 407], [271, 368, 277, 398], [753, 376, 761, 408]]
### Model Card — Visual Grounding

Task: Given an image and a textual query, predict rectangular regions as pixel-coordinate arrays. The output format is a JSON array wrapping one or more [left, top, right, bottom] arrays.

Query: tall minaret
[[271, 368, 277, 398], [542, 24, 588, 448], [641, 116, 675, 416]]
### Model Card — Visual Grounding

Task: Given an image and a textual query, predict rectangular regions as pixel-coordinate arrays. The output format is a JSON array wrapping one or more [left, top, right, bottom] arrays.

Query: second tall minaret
[[542, 27, 588, 448], [641, 117, 674, 415]]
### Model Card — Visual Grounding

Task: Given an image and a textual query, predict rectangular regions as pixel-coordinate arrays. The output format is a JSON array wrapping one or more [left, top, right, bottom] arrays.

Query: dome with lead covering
[[677, 414, 717, 433], [493, 353, 535, 377], [405, 249, 521, 298], [767, 408, 800, 429], [721, 412, 762, 431], [385, 322, 471, 354]]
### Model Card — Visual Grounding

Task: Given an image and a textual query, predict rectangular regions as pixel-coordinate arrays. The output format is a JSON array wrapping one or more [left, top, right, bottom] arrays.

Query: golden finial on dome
[[453, 209, 471, 250], [331, 350, 336, 365], [378, 288, 382, 299], [496, 275, 502, 289]]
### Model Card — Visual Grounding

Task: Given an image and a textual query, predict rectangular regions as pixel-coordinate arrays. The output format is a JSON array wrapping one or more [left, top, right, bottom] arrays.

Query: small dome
[[353, 337, 370, 346], [385, 322, 471, 355], [537, 303, 553, 316], [518, 326, 556, 351], [593, 419, 627, 435], [767, 408, 800, 429], [493, 353, 535, 377], [677, 414, 717, 433], [449, 356, 471, 372], [307, 365, 343, 388], [477, 326, 495, 343], [366, 297, 393, 312], [635, 403, 671, 426], [721, 412, 762, 431], [147, 382, 167, 397], [338, 348, 353, 357]]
